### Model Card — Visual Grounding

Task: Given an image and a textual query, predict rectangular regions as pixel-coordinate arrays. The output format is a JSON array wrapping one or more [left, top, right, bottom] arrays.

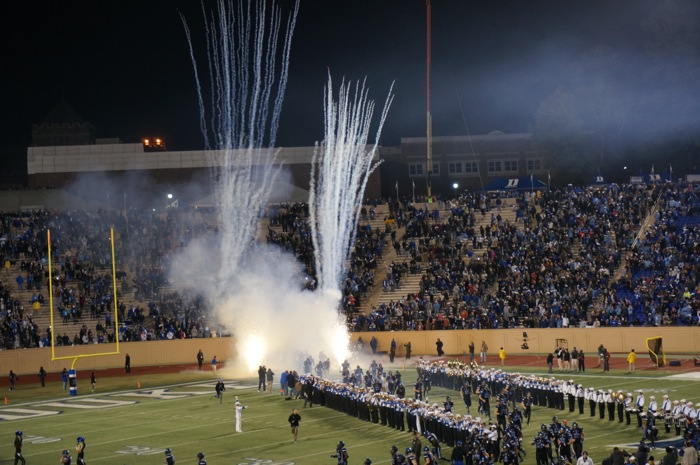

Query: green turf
[[0, 366, 696, 465]]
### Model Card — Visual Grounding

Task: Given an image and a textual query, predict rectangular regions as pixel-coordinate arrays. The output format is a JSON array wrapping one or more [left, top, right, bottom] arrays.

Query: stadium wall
[[349, 327, 700, 358], [2, 327, 697, 376], [0, 338, 237, 376]]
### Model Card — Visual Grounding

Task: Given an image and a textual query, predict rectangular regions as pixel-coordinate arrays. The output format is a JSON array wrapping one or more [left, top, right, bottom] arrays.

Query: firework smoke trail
[[309, 74, 394, 299], [181, 0, 299, 291]]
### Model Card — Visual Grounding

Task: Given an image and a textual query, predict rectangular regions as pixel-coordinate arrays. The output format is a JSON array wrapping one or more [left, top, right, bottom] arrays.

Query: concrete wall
[[350, 327, 700, 357], [0, 338, 237, 376]]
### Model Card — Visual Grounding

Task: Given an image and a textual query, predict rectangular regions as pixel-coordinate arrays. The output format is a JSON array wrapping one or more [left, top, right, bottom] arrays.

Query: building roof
[[40, 97, 85, 124]]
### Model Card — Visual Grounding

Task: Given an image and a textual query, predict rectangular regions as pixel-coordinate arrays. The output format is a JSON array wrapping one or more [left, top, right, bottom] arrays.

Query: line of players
[[560, 381, 700, 446], [314, 357, 699, 465], [308, 369, 529, 464], [533, 416, 586, 465], [417, 359, 700, 460], [420, 358, 700, 441]]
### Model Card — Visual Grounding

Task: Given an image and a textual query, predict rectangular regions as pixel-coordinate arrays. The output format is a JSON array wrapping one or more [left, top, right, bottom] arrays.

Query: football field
[[1, 362, 698, 465]]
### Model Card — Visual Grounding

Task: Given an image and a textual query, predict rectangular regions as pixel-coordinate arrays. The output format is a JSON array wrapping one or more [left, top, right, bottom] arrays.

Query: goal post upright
[[47, 227, 122, 391]]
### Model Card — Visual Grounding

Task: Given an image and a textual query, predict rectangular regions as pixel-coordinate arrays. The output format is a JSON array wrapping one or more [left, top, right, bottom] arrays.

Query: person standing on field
[[498, 347, 506, 366], [288, 408, 301, 442], [76, 436, 86, 465], [627, 349, 636, 373], [266, 368, 274, 394], [197, 350, 204, 370], [596, 344, 605, 368], [60, 449, 72, 465], [214, 379, 225, 406], [14, 431, 25, 465], [38, 366, 47, 387], [235, 397, 247, 432], [9, 370, 18, 391]]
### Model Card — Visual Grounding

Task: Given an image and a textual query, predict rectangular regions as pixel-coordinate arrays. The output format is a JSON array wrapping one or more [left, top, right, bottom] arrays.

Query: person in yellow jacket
[[627, 349, 636, 373], [498, 347, 506, 366]]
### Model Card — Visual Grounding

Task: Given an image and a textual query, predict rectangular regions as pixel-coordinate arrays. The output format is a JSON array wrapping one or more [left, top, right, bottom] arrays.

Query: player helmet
[[406, 448, 412, 454], [391, 446, 398, 454], [165, 448, 171, 454], [77, 436, 84, 442], [338, 441, 345, 448], [424, 446, 430, 452], [16, 431, 22, 436], [197, 452, 205, 459], [364, 460, 372, 465], [63, 450, 70, 455]]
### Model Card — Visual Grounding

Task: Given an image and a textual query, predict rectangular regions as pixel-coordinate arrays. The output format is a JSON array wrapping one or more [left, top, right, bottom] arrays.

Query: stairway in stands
[[363, 197, 520, 313]]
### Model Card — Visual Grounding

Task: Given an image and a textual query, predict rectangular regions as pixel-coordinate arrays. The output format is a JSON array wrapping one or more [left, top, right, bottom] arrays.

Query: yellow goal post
[[48, 227, 121, 372]]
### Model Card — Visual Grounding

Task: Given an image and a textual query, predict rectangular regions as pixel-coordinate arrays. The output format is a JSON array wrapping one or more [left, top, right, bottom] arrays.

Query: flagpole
[[412, 180, 416, 204], [395, 180, 399, 204]]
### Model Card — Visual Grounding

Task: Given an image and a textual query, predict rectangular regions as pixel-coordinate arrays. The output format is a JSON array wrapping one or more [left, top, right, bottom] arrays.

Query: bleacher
[[2, 181, 699, 348]]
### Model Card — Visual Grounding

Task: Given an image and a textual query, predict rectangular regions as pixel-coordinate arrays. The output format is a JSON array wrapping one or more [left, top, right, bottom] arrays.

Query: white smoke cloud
[[169, 239, 350, 378]]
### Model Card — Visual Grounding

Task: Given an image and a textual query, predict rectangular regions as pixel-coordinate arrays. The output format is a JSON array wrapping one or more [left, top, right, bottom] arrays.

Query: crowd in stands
[[266, 202, 387, 311], [0, 207, 217, 349], [606, 183, 700, 326], [1, 181, 699, 349], [357, 182, 699, 332]]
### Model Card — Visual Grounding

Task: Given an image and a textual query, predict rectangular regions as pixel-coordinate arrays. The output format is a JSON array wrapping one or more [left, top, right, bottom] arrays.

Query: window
[[487, 161, 502, 173], [432, 163, 440, 176], [464, 162, 479, 173], [448, 162, 462, 174], [409, 164, 424, 176], [527, 159, 542, 171], [504, 160, 518, 172]]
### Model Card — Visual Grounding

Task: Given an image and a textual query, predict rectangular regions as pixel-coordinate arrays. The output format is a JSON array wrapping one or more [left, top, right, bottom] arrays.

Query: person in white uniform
[[235, 397, 248, 433]]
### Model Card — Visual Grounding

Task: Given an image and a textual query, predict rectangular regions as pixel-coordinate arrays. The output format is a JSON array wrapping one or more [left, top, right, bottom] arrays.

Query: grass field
[[1, 361, 698, 465]]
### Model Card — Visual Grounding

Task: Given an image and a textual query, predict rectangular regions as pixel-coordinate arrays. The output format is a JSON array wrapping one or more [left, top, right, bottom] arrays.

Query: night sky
[[1, 0, 699, 153]]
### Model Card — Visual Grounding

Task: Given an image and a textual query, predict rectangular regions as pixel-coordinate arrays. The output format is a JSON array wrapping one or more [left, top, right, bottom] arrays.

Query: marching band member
[[567, 380, 576, 412], [597, 390, 606, 420], [576, 384, 585, 415], [606, 389, 616, 421], [647, 396, 658, 418], [660, 394, 672, 432], [635, 390, 646, 427], [587, 388, 596, 417], [624, 392, 634, 425], [616, 391, 625, 423], [672, 400, 682, 435]]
